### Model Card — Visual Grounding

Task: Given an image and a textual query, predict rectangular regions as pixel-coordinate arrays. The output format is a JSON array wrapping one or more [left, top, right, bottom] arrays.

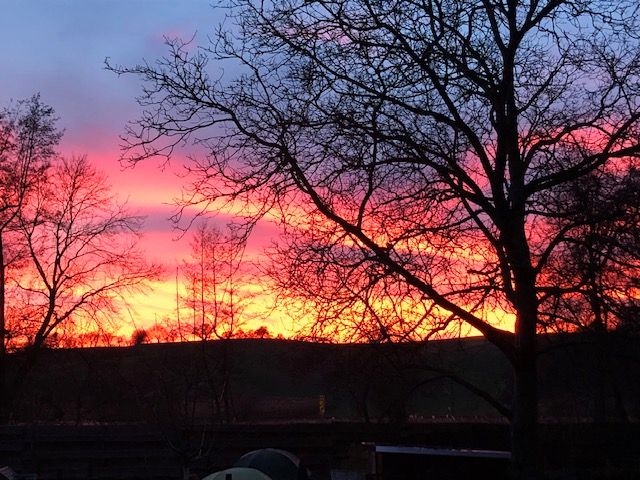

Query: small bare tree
[[540, 168, 640, 421], [11, 156, 161, 351], [2, 153, 161, 417], [180, 222, 254, 423], [182, 222, 248, 340]]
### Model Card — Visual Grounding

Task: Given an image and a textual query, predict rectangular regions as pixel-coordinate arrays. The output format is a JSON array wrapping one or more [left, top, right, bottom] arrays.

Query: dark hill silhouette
[[6, 333, 640, 424]]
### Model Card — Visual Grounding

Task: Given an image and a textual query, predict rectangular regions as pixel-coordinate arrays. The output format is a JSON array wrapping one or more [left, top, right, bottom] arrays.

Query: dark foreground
[[0, 421, 638, 479], [3, 336, 640, 478]]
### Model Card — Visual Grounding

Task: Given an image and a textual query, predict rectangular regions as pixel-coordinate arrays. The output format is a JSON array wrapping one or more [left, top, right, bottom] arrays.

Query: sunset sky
[[0, 1, 521, 343], [0, 1, 293, 337]]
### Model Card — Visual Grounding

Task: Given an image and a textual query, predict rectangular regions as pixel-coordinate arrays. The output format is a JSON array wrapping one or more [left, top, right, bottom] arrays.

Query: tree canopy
[[109, 1, 640, 476]]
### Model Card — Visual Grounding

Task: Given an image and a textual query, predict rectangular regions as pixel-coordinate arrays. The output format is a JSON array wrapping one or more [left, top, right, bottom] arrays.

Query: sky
[[0, 1, 294, 338], [0, 1, 517, 342]]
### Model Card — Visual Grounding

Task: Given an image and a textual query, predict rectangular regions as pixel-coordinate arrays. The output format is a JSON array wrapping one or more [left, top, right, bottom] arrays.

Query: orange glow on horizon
[[54, 143, 524, 347]]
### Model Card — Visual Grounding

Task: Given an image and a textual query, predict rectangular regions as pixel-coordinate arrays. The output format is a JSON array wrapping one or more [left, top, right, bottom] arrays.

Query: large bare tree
[[109, 1, 640, 476]]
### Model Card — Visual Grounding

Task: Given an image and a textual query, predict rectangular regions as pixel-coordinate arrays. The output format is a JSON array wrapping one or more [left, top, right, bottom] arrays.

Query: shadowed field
[[6, 334, 640, 424], [1, 335, 639, 478]]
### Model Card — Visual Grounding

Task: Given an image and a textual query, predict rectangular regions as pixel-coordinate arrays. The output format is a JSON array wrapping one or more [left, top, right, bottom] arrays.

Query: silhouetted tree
[[250, 325, 270, 339], [10, 157, 160, 352], [1, 151, 161, 418], [180, 222, 255, 423], [541, 168, 640, 421], [182, 222, 248, 340], [542, 169, 640, 335], [0, 95, 62, 415], [109, 1, 640, 476], [131, 328, 150, 346]]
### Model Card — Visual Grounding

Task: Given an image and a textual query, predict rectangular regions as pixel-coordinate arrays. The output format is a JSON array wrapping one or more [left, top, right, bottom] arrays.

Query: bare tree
[[179, 222, 253, 423], [540, 168, 640, 421], [182, 222, 248, 341], [108, 1, 640, 476], [542, 169, 640, 335], [0, 95, 61, 412], [3, 155, 161, 415]]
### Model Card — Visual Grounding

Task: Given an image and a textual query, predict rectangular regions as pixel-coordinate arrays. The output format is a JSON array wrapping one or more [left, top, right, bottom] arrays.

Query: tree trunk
[[593, 338, 607, 423], [511, 346, 539, 479], [504, 217, 540, 479], [221, 339, 232, 423], [510, 268, 539, 478]]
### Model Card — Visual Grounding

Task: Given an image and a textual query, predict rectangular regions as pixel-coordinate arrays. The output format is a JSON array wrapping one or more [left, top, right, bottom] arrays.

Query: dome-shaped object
[[202, 466, 273, 480], [0, 467, 15, 480], [234, 448, 309, 480]]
